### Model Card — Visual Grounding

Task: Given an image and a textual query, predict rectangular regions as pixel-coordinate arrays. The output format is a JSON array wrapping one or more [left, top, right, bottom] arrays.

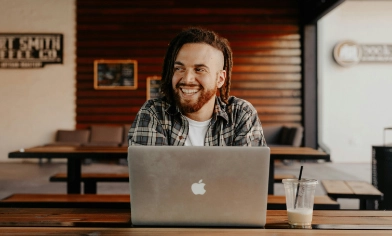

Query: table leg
[[84, 181, 97, 194], [67, 158, 81, 194], [268, 157, 274, 194], [360, 199, 376, 210]]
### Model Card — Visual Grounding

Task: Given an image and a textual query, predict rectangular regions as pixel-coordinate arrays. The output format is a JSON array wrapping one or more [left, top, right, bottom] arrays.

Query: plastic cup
[[282, 178, 318, 229]]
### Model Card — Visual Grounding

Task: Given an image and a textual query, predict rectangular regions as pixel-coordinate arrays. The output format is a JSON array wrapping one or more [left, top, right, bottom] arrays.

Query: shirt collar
[[163, 97, 181, 116], [213, 97, 229, 123]]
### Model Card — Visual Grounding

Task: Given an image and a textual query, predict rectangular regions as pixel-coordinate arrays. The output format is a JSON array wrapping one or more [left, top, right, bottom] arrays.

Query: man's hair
[[160, 27, 233, 104]]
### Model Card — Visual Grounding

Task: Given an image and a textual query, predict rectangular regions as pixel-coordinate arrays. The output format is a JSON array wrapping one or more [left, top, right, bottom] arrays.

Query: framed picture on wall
[[94, 59, 138, 90], [146, 76, 162, 100]]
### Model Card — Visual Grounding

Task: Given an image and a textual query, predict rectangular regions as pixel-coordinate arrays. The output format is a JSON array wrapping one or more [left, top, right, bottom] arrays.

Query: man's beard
[[174, 83, 217, 114]]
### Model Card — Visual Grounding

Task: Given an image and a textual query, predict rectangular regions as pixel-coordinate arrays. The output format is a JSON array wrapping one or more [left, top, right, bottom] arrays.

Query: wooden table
[[8, 146, 329, 194], [8, 146, 128, 194], [0, 208, 391, 234], [0, 194, 340, 210], [321, 180, 383, 210], [267, 147, 329, 194], [1, 228, 391, 235]]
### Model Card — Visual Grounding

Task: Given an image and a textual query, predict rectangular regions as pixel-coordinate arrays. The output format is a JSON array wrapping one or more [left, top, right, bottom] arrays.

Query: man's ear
[[217, 70, 226, 88]]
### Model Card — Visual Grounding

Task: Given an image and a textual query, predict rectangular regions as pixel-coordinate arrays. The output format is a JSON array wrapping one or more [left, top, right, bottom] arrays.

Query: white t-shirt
[[184, 117, 211, 146]]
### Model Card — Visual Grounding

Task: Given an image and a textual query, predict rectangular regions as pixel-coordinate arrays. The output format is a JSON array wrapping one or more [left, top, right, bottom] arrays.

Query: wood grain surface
[[1, 208, 392, 232], [1, 227, 392, 235], [76, 0, 302, 128]]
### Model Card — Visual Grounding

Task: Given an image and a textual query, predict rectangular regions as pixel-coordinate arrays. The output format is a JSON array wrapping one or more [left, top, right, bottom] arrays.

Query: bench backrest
[[56, 130, 90, 143], [263, 125, 303, 147], [87, 125, 124, 146]]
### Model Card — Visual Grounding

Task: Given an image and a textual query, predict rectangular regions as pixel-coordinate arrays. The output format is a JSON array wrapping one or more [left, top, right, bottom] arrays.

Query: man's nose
[[182, 69, 196, 83]]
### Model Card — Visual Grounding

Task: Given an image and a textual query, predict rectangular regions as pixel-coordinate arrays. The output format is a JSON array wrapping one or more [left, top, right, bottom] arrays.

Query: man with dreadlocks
[[129, 27, 266, 146]]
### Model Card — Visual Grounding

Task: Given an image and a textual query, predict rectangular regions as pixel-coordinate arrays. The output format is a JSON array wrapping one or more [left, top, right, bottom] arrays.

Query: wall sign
[[334, 41, 392, 67], [94, 59, 138, 90], [0, 33, 63, 68], [146, 76, 162, 100]]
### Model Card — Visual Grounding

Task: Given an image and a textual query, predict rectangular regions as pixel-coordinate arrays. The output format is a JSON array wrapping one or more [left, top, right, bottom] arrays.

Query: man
[[129, 27, 266, 146]]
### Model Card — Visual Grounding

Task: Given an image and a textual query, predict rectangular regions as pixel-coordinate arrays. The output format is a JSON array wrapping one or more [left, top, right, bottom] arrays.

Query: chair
[[46, 130, 91, 147], [263, 125, 303, 166], [82, 125, 123, 147], [263, 125, 303, 147], [121, 124, 132, 147], [43, 129, 90, 164]]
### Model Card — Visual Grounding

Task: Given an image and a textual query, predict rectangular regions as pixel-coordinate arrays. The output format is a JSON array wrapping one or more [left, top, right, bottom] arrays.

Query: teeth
[[182, 89, 198, 94]]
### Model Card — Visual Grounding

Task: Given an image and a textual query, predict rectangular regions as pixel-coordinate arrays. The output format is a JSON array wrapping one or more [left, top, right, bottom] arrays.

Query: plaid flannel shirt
[[128, 96, 266, 146]]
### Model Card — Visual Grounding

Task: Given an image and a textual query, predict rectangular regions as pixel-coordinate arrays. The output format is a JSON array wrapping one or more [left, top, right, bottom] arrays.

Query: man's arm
[[232, 103, 267, 147], [128, 106, 168, 146]]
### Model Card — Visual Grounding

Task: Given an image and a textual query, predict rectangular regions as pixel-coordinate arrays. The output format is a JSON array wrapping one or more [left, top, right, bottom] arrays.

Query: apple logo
[[191, 179, 206, 195]]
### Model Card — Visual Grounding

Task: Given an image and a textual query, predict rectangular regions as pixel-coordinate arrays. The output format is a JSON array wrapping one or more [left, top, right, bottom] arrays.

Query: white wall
[[0, 0, 75, 162], [318, 0, 392, 163]]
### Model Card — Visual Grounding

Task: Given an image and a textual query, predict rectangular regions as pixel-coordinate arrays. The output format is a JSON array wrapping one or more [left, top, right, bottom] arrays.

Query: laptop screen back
[[128, 146, 270, 227]]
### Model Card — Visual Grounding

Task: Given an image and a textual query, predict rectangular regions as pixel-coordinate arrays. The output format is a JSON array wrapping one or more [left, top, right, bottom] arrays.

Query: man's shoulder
[[141, 97, 170, 113], [226, 96, 257, 113]]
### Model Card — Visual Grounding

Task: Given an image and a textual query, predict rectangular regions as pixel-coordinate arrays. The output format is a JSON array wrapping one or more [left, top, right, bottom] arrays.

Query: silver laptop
[[128, 146, 270, 227]]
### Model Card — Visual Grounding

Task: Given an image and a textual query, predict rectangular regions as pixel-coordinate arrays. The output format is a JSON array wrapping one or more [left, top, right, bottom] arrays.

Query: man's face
[[172, 43, 226, 114]]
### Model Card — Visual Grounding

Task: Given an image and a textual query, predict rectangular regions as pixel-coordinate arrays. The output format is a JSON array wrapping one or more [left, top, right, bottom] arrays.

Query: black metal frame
[[299, 0, 346, 149]]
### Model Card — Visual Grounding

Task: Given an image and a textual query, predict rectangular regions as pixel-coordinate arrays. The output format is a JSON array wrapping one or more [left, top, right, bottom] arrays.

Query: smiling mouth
[[181, 88, 199, 95]]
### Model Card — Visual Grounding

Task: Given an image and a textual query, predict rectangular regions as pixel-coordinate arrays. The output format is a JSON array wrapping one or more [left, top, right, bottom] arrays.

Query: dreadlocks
[[160, 27, 233, 104]]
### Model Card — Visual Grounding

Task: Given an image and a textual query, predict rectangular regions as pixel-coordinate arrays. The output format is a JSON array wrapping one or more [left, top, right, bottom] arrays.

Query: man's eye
[[196, 68, 205, 72], [174, 67, 182, 71]]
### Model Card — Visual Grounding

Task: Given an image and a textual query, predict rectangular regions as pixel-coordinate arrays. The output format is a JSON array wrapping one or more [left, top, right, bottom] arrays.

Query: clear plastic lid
[[282, 178, 318, 185]]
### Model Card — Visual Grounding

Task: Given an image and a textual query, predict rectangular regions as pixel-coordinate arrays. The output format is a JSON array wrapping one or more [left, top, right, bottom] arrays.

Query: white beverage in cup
[[282, 179, 318, 229], [287, 208, 313, 226]]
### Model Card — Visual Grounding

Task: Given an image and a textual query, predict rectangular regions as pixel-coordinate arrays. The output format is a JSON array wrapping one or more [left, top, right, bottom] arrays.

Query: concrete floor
[[0, 160, 372, 209]]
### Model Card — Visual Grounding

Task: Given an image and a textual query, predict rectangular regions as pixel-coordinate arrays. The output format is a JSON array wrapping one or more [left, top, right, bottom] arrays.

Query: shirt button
[[179, 136, 183, 140]]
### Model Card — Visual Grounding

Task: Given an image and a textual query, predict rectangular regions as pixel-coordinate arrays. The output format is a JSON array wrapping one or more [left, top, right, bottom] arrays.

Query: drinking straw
[[294, 165, 303, 209]]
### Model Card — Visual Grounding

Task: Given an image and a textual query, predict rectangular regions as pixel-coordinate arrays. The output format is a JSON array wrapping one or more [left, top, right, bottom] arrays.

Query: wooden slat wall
[[76, 0, 301, 129]]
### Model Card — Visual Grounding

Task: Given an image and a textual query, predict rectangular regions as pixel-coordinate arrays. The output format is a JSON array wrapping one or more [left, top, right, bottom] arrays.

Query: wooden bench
[[0, 193, 339, 210], [321, 180, 383, 210], [0, 194, 130, 209], [267, 195, 339, 210], [50, 173, 296, 193], [273, 174, 296, 183], [49, 173, 129, 194]]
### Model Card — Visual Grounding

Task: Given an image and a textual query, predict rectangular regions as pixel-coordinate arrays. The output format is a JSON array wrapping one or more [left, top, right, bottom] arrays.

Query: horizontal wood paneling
[[76, 49, 301, 57], [77, 65, 301, 74], [78, 56, 301, 65], [77, 8, 298, 15], [77, 24, 299, 32], [76, 0, 302, 128], [76, 90, 300, 99], [76, 33, 300, 41], [77, 16, 298, 25], [76, 0, 298, 8], [232, 73, 301, 81], [76, 73, 302, 82], [230, 89, 301, 98], [77, 40, 300, 49], [230, 82, 301, 89]]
